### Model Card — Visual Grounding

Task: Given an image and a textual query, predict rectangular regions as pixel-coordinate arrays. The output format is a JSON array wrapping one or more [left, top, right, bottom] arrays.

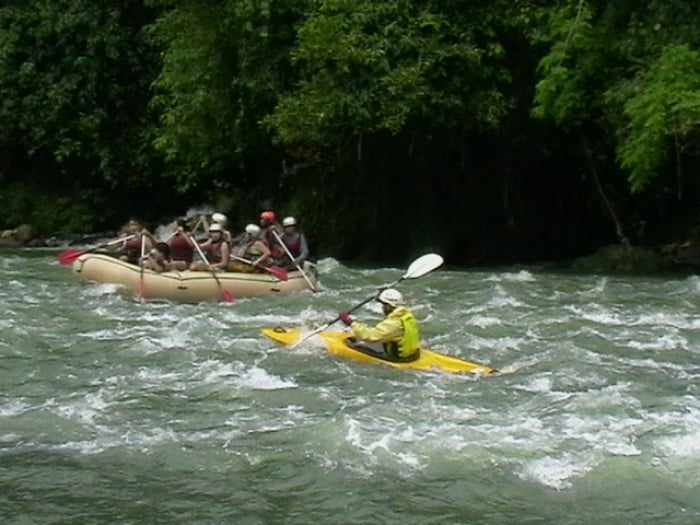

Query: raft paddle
[[289, 253, 444, 349], [57, 235, 136, 265], [230, 255, 288, 281], [190, 235, 234, 303], [271, 230, 318, 292], [137, 234, 147, 303]]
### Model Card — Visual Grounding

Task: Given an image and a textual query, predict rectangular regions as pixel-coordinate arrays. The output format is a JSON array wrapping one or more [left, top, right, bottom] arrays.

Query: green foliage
[[0, 183, 104, 233], [616, 45, 700, 192], [532, 0, 700, 191], [0, 0, 159, 187], [1, 0, 699, 260], [267, 0, 514, 151], [531, 1, 597, 125], [149, 0, 305, 191], [149, 2, 234, 190]]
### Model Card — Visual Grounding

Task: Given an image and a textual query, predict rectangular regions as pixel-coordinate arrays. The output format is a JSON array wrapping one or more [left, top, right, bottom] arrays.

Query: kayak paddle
[[289, 253, 444, 349], [230, 255, 288, 281], [190, 235, 234, 303], [57, 234, 136, 265]]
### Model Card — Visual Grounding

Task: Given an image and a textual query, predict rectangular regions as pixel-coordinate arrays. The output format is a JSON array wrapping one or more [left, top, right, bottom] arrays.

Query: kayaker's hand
[[339, 312, 353, 326]]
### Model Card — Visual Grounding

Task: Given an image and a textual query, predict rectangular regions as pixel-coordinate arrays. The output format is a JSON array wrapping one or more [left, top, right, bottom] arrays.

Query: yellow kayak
[[262, 327, 496, 375]]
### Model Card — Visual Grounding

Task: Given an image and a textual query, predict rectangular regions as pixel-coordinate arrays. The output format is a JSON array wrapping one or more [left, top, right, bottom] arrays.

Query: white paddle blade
[[402, 253, 444, 280]]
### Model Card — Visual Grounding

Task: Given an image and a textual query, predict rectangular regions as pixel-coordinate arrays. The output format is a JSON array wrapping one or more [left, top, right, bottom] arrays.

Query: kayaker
[[339, 288, 421, 362]]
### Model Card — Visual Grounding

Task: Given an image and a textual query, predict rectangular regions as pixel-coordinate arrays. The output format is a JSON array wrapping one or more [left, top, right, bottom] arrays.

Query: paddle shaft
[[288, 253, 443, 349], [190, 235, 233, 302], [57, 234, 137, 265], [138, 234, 146, 302], [289, 275, 408, 349], [163, 217, 202, 242], [271, 229, 317, 292]]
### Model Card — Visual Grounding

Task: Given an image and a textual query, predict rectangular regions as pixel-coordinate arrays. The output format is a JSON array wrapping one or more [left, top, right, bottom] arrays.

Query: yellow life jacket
[[385, 307, 420, 358]]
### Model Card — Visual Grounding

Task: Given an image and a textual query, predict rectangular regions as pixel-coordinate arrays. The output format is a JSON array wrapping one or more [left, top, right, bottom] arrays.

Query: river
[[1, 249, 699, 524]]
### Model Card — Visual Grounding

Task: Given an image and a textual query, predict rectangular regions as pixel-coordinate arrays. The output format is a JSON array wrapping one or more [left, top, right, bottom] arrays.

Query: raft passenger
[[116, 219, 153, 264], [167, 218, 195, 271], [278, 216, 309, 269], [190, 222, 230, 271], [229, 224, 272, 273], [141, 242, 172, 272], [259, 210, 285, 263]]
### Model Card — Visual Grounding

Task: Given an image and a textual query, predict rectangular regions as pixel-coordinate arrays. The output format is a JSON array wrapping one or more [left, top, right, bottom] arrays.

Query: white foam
[[520, 452, 600, 490], [193, 359, 296, 390], [485, 270, 536, 282], [486, 291, 525, 309], [49, 388, 112, 427], [467, 315, 502, 328], [53, 426, 180, 455], [315, 257, 340, 274], [519, 375, 555, 394], [234, 365, 297, 390], [82, 283, 121, 297], [628, 333, 689, 351], [583, 277, 607, 295], [0, 399, 31, 417], [135, 367, 182, 384]]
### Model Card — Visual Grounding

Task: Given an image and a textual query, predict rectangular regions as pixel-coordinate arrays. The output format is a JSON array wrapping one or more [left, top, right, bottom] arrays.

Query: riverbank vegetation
[[1, 0, 698, 264]]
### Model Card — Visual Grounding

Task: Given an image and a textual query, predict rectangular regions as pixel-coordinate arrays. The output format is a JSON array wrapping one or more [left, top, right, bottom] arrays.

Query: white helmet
[[245, 223, 261, 235], [212, 212, 227, 224], [209, 223, 223, 233], [378, 288, 403, 307], [282, 216, 297, 227]]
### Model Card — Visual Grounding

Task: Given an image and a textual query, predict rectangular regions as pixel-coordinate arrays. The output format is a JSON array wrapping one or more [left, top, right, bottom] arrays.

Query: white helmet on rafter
[[245, 223, 261, 235], [377, 288, 403, 307], [212, 212, 227, 225], [209, 223, 223, 233], [282, 216, 297, 227]]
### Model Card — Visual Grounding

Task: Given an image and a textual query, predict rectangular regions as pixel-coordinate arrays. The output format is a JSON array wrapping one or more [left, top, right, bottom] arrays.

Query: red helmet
[[260, 210, 276, 222]]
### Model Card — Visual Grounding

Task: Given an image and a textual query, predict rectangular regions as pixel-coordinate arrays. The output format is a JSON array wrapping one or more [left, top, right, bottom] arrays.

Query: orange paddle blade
[[266, 266, 288, 281], [57, 249, 84, 265]]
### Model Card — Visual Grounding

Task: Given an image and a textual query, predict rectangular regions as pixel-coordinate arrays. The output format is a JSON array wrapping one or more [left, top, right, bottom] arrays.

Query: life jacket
[[122, 236, 142, 262], [206, 239, 228, 264], [383, 307, 420, 358], [281, 232, 302, 257], [264, 228, 285, 260], [169, 234, 193, 263], [234, 237, 264, 258]]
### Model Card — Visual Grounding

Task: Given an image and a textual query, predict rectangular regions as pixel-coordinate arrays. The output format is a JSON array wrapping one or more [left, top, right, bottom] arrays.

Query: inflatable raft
[[72, 253, 318, 302], [262, 327, 496, 374]]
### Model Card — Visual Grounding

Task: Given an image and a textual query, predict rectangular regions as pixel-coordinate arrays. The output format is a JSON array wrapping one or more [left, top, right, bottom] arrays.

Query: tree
[[149, 0, 305, 193], [0, 0, 159, 188], [268, 0, 513, 151], [533, 0, 700, 193]]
